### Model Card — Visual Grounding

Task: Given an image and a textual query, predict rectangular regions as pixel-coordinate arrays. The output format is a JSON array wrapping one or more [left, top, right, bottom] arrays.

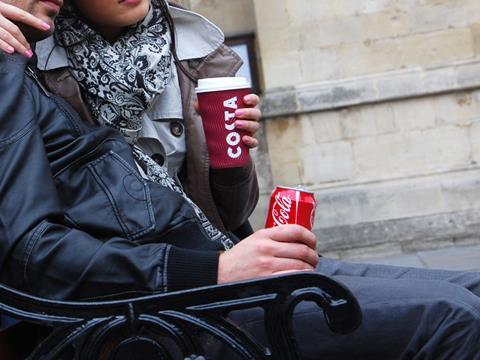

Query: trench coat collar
[[35, 5, 225, 71]]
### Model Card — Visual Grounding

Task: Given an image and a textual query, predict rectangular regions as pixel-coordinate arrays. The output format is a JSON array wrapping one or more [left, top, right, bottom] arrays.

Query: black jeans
[[223, 258, 480, 359]]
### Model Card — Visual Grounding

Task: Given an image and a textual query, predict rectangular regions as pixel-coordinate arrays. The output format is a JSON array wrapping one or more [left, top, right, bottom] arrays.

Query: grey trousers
[[223, 258, 480, 359]]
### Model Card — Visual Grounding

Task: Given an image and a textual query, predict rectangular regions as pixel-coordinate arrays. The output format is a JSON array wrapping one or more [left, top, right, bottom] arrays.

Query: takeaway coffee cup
[[195, 77, 252, 168]]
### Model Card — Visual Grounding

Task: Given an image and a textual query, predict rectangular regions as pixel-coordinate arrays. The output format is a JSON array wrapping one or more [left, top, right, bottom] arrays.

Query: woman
[[0, 0, 261, 236]]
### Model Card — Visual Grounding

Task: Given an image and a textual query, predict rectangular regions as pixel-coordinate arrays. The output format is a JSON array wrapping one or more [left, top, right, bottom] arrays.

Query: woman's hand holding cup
[[234, 94, 261, 149], [194, 92, 261, 150], [195, 77, 261, 168]]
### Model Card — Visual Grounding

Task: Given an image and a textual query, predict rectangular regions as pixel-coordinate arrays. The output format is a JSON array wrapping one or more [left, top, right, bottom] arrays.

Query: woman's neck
[[94, 25, 126, 44]]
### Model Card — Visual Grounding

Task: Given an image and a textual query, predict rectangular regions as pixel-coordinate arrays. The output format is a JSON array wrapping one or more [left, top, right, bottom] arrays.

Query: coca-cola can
[[265, 186, 317, 231]]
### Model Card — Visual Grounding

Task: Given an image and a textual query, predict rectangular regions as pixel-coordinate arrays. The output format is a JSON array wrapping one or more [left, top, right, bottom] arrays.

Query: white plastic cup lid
[[195, 77, 251, 93]]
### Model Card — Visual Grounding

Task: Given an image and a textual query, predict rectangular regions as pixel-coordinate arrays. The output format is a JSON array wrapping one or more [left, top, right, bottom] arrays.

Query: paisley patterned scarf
[[55, 3, 171, 143], [55, 3, 234, 250]]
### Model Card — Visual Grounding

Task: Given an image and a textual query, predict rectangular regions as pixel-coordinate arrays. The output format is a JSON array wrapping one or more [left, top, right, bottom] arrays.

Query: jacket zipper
[[53, 138, 120, 177], [26, 67, 51, 98]]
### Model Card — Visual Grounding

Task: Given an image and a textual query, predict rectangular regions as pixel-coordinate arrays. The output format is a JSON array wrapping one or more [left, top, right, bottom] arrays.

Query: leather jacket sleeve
[[0, 55, 219, 300]]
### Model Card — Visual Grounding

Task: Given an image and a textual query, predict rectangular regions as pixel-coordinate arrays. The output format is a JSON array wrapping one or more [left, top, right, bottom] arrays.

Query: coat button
[[170, 121, 184, 137], [151, 153, 165, 166]]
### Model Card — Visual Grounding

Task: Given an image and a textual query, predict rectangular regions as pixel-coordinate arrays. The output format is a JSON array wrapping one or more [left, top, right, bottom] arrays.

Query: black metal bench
[[0, 272, 361, 359]]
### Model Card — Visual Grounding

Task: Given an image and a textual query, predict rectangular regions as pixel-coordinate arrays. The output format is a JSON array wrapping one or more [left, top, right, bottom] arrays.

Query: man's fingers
[[270, 258, 315, 273], [272, 269, 315, 276], [261, 225, 317, 250], [269, 241, 319, 268]]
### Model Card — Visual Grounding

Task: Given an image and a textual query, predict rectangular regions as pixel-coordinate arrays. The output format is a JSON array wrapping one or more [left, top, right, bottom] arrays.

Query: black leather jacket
[[0, 54, 232, 300]]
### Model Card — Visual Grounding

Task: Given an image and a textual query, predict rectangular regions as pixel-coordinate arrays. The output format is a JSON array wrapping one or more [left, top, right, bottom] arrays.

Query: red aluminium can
[[265, 186, 317, 231]]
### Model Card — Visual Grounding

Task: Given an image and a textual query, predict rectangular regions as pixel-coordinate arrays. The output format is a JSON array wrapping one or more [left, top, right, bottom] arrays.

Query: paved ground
[[350, 244, 480, 271]]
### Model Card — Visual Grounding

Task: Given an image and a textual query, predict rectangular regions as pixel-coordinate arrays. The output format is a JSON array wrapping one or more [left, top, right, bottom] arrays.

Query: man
[[0, 0, 480, 358], [0, 0, 319, 297]]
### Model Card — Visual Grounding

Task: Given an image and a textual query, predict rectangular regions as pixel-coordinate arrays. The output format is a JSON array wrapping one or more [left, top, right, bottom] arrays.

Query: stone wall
[[258, 91, 480, 259], [251, 0, 480, 259], [180, 0, 480, 259], [177, 0, 256, 36], [253, 0, 480, 88]]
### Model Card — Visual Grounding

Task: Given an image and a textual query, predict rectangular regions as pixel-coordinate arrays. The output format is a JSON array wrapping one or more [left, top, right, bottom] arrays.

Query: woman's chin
[[70, 0, 150, 31]]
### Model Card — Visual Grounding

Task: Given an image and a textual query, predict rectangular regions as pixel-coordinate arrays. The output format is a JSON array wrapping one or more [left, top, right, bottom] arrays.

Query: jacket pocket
[[58, 151, 155, 240]]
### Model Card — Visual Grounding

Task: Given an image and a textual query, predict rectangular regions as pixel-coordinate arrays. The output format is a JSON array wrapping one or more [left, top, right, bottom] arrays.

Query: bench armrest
[[0, 273, 361, 360]]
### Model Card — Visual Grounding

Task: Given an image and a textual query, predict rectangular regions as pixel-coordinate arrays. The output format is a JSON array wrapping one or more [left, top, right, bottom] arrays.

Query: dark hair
[[43, 0, 197, 84]]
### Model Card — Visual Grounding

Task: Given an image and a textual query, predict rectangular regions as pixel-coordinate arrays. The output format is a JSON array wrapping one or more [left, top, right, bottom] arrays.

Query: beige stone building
[[179, 0, 480, 260]]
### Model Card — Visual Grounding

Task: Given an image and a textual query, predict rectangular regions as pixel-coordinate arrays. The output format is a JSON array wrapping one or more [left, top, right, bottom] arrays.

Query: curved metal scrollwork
[[0, 272, 362, 359]]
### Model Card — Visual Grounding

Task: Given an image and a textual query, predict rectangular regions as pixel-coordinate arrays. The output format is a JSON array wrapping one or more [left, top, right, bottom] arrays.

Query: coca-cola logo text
[[271, 193, 293, 226]]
